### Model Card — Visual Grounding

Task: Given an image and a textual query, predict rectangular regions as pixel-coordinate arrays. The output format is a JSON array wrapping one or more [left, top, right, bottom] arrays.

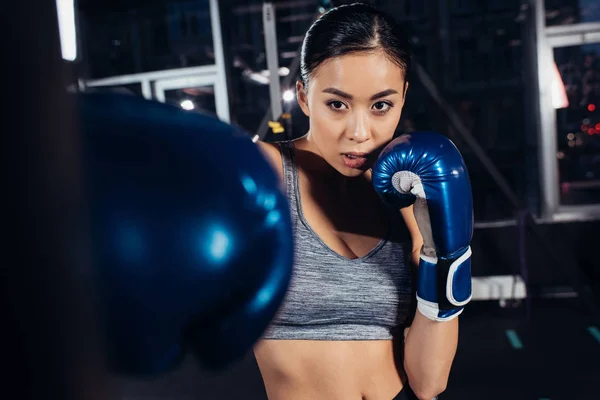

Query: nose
[[345, 110, 371, 143]]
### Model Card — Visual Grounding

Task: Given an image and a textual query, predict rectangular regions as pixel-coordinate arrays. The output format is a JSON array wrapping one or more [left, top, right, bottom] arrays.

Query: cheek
[[309, 107, 345, 142], [374, 111, 403, 141]]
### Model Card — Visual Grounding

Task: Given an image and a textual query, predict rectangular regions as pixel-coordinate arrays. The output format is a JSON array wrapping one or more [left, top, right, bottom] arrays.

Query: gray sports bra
[[261, 141, 415, 340]]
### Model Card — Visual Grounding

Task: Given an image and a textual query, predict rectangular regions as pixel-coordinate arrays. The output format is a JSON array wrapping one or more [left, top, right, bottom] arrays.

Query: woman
[[255, 3, 458, 399]]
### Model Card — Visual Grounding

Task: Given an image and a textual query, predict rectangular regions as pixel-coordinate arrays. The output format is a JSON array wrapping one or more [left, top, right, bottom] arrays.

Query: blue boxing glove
[[76, 93, 293, 375], [372, 132, 473, 321]]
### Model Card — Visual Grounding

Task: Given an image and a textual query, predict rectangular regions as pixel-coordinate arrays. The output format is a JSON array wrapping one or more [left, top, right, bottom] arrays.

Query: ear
[[296, 80, 310, 117]]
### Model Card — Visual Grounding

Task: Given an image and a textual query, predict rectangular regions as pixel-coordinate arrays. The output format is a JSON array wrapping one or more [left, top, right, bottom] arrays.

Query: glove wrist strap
[[416, 297, 464, 322]]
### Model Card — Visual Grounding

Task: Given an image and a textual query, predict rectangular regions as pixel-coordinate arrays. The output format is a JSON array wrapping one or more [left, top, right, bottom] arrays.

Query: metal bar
[[287, 35, 305, 43], [209, 0, 231, 122], [154, 76, 216, 91], [281, 51, 299, 59], [533, 0, 560, 218], [552, 205, 600, 221], [474, 219, 520, 229], [251, 4, 310, 141], [263, 2, 283, 121], [545, 21, 600, 37], [255, 11, 320, 140], [548, 31, 600, 47], [141, 80, 152, 100], [85, 65, 218, 87]]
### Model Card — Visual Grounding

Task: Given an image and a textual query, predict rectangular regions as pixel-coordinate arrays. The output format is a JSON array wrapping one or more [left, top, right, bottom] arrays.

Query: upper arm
[[256, 140, 285, 186]]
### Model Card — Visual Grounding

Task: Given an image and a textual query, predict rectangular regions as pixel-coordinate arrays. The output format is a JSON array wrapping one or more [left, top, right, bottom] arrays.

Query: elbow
[[409, 382, 447, 400], [404, 364, 448, 400]]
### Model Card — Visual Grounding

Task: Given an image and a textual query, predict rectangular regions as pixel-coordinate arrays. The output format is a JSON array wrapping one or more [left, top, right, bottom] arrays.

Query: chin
[[336, 165, 368, 178]]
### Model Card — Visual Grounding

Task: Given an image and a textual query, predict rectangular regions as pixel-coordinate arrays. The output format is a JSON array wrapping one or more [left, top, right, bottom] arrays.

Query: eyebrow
[[322, 87, 399, 100]]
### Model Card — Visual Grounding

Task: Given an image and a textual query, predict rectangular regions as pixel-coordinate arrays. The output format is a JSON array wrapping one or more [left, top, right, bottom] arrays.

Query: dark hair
[[300, 2, 411, 88]]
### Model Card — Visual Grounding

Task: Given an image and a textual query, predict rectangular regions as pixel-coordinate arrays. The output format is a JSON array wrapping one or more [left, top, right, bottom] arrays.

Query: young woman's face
[[297, 51, 408, 177]]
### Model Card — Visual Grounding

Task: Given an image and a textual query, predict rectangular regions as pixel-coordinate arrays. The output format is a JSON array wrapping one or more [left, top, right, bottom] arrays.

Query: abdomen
[[253, 339, 405, 400]]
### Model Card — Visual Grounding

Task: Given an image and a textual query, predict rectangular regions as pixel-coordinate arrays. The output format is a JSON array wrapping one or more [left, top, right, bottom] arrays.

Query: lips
[[342, 152, 369, 169]]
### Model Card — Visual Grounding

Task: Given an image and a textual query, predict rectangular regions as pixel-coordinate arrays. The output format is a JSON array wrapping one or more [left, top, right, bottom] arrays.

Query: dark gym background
[[20, 0, 600, 399]]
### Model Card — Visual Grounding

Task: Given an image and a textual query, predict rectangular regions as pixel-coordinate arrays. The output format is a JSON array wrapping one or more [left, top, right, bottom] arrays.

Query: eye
[[327, 100, 348, 111], [372, 101, 392, 113]]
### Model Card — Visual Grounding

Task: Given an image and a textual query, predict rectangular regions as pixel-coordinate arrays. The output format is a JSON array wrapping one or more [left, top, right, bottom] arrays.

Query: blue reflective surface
[[76, 92, 294, 375], [372, 131, 473, 257], [203, 224, 232, 264]]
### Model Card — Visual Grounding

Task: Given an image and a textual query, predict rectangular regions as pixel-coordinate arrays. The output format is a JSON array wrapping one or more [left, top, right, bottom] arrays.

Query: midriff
[[253, 339, 406, 400]]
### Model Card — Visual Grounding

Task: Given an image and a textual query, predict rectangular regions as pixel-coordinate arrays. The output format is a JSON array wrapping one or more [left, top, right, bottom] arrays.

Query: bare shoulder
[[257, 140, 284, 182]]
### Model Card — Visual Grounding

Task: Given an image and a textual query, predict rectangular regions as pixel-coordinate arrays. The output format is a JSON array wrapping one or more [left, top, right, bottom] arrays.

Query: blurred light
[[557, 151, 565, 159], [249, 265, 287, 313], [254, 286, 274, 310], [259, 67, 291, 78], [551, 61, 568, 109], [588, 104, 596, 112], [596, 123, 600, 130], [568, 140, 575, 147], [265, 210, 281, 228], [576, 138, 583, 146], [241, 174, 257, 195], [583, 118, 590, 125], [244, 71, 270, 85], [56, 0, 77, 61], [261, 192, 277, 210], [567, 133, 575, 140], [202, 226, 232, 264], [589, 128, 596, 135], [209, 230, 229, 260], [180, 100, 195, 110], [582, 124, 588, 131], [283, 90, 294, 102]]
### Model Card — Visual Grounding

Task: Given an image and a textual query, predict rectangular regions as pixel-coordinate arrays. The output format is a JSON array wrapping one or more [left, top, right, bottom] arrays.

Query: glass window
[[382, 1, 527, 222], [546, 0, 600, 27], [553, 43, 600, 205], [79, 0, 214, 79]]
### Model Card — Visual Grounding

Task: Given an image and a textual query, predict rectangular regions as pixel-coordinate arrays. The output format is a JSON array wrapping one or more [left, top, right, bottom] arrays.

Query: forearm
[[403, 310, 458, 399]]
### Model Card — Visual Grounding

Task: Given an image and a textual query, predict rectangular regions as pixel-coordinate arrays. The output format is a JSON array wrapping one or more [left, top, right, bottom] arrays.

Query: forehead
[[310, 51, 406, 94]]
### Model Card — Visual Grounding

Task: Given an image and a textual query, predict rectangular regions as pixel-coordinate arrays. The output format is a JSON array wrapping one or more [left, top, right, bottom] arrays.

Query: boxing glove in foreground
[[76, 93, 293, 375], [372, 132, 473, 321]]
